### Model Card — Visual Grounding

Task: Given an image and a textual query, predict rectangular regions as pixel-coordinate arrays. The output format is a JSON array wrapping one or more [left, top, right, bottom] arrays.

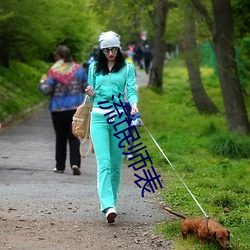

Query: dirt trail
[[0, 69, 173, 250]]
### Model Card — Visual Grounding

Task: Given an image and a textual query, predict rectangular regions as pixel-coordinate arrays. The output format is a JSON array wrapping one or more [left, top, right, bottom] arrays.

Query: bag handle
[[79, 111, 94, 158], [79, 137, 94, 158], [79, 95, 94, 158], [83, 94, 88, 105]]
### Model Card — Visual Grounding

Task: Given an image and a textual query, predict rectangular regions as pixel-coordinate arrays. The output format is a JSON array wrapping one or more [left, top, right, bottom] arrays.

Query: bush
[[210, 135, 250, 159], [0, 60, 49, 123], [210, 191, 237, 209]]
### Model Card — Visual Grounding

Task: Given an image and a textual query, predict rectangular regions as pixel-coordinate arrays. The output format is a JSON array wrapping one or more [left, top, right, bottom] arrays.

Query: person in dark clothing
[[87, 46, 99, 67], [134, 45, 144, 69], [39, 45, 88, 175], [143, 44, 152, 74]]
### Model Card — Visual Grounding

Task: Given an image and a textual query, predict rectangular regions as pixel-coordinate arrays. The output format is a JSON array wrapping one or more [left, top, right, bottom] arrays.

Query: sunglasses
[[102, 47, 119, 55]]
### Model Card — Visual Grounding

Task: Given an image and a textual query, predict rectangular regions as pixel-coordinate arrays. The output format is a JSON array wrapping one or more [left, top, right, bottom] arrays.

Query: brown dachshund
[[162, 207, 231, 249]]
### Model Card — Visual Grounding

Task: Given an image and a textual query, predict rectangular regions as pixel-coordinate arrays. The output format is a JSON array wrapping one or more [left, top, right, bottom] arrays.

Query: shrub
[[210, 191, 237, 209], [210, 135, 250, 158]]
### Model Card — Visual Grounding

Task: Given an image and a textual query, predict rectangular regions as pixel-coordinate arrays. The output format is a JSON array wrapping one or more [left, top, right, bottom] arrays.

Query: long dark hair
[[95, 48, 126, 75]]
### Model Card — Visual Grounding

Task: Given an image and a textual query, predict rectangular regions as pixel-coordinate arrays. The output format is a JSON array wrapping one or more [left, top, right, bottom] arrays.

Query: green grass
[[1, 57, 249, 249], [137, 58, 250, 250], [0, 60, 50, 123]]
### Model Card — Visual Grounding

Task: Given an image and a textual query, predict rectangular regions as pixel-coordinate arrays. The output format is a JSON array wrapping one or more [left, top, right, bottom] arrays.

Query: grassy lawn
[[0, 60, 49, 123], [136, 58, 250, 250]]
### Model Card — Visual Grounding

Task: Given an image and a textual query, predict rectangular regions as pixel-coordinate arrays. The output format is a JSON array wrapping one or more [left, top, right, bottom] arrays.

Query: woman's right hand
[[131, 103, 138, 116], [85, 86, 95, 97]]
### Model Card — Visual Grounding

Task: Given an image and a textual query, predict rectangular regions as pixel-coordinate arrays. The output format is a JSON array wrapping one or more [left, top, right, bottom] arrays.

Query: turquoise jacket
[[87, 62, 138, 109]]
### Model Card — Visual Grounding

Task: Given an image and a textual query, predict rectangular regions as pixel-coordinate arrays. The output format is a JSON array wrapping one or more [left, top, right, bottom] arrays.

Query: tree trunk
[[191, 0, 250, 134], [212, 0, 250, 134], [184, 4, 218, 114], [148, 0, 169, 89]]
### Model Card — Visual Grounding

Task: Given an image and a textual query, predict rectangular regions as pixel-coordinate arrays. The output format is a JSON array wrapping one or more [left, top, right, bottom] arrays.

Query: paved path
[[135, 68, 149, 88], [0, 70, 171, 249]]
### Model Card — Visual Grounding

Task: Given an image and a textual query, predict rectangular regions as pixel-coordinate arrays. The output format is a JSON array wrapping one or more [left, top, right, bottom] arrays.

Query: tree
[[148, 0, 177, 89], [232, 0, 250, 40], [191, 0, 250, 134], [232, 0, 250, 96], [91, 0, 156, 48], [0, 0, 98, 66], [184, 1, 218, 114]]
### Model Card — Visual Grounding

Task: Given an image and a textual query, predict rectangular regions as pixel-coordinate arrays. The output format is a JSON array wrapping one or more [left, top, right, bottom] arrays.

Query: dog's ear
[[213, 231, 217, 240], [227, 230, 230, 240]]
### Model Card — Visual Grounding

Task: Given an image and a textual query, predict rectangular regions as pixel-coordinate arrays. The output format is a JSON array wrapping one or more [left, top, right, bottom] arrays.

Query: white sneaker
[[127, 154, 133, 160], [53, 168, 64, 173], [105, 207, 117, 223]]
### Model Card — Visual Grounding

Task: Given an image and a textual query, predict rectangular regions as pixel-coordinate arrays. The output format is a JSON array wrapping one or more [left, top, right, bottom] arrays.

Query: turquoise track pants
[[90, 111, 127, 212]]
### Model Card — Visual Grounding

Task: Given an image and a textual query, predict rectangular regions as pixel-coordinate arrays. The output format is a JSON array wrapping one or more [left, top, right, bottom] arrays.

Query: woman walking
[[39, 45, 88, 175], [85, 31, 138, 223]]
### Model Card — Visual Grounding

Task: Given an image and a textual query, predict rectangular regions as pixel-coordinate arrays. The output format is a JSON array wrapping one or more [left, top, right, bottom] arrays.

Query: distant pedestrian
[[39, 45, 88, 175], [123, 51, 136, 76], [143, 44, 152, 74], [85, 31, 138, 223], [134, 45, 144, 69], [86, 46, 99, 71]]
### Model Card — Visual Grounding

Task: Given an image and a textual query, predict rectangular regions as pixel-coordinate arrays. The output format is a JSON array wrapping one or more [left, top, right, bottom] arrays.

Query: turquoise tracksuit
[[88, 62, 137, 212]]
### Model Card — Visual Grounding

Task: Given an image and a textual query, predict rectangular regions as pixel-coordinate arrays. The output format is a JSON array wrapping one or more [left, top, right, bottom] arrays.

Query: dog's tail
[[161, 206, 187, 220]]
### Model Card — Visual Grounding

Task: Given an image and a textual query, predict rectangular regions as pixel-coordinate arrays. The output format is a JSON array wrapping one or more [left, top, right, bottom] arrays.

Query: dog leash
[[139, 118, 209, 218]]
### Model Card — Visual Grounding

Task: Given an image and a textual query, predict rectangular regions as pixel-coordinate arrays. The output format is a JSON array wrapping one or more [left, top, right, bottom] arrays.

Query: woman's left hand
[[131, 103, 138, 116]]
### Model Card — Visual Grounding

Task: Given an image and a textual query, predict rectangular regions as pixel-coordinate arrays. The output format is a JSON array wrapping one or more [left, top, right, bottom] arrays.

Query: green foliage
[[210, 191, 238, 209], [165, 2, 184, 44], [236, 37, 250, 95], [0, 60, 49, 122], [92, 0, 156, 46], [138, 58, 250, 249], [232, 0, 250, 39], [154, 221, 181, 240], [0, 0, 100, 66], [165, 0, 213, 45], [210, 134, 250, 159]]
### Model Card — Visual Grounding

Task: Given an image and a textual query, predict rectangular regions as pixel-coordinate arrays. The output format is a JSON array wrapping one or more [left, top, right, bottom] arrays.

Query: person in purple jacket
[[39, 45, 88, 175]]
